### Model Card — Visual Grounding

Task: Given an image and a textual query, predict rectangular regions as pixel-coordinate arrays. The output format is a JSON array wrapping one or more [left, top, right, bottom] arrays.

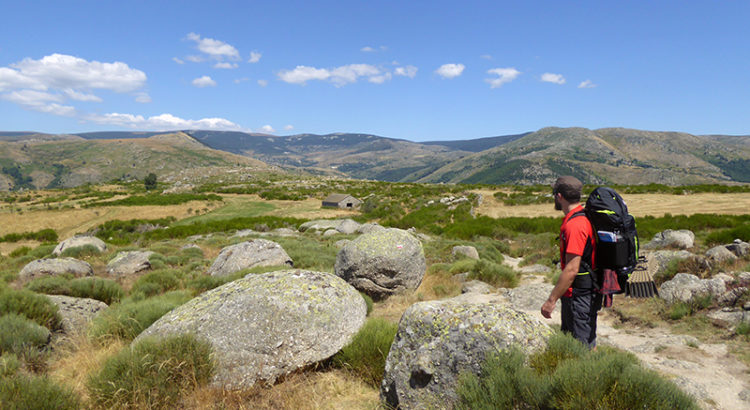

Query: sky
[[1, 1, 749, 141]]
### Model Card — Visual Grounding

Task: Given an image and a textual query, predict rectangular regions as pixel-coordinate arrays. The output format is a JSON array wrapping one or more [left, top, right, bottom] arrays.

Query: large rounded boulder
[[19, 258, 93, 282], [137, 269, 367, 389], [335, 228, 426, 300], [52, 235, 106, 256], [207, 239, 293, 277], [46, 295, 108, 337], [106, 251, 155, 276], [380, 293, 553, 409]]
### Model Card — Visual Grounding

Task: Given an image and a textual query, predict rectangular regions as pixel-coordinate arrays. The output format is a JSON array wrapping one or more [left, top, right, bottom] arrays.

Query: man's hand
[[541, 298, 556, 319]]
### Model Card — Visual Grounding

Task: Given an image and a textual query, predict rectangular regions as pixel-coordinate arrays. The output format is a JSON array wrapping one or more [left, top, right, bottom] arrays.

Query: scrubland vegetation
[[0, 176, 748, 408]]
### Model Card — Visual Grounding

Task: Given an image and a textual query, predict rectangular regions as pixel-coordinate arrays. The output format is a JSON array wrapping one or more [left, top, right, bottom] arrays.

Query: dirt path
[[509, 272, 750, 409]]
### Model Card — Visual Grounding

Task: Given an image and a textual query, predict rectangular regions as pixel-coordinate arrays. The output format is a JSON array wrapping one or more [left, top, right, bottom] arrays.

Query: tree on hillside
[[144, 173, 157, 190]]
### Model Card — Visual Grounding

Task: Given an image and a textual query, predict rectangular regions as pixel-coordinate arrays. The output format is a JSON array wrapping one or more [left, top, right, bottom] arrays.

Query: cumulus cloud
[[192, 75, 217, 87], [435, 63, 465, 79], [173, 57, 185, 64], [0, 53, 147, 114], [186, 32, 240, 60], [185, 55, 204, 63], [214, 62, 238, 69], [278, 64, 386, 86], [361, 46, 376, 52], [135, 92, 152, 103], [259, 125, 275, 134], [257, 79, 268, 87], [248, 51, 262, 63], [394, 65, 418, 78], [86, 112, 243, 130], [480, 54, 493, 60], [578, 79, 597, 88], [541, 72, 566, 84], [284, 125, 294, 131], [485, 67, 521, 88]]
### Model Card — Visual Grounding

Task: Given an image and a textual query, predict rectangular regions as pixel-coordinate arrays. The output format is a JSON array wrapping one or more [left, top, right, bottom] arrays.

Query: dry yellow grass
[[473, 189, 750, 218], [48, 334, 126, 403], [183, 369, 380, 409]]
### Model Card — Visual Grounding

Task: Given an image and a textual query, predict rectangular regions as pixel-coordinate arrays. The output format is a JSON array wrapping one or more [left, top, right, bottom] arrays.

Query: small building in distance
[[322, 193, 362, 210]]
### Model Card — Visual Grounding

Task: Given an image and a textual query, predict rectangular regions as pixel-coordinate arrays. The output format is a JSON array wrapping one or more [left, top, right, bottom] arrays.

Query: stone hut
[[322, 193, 361, 209]]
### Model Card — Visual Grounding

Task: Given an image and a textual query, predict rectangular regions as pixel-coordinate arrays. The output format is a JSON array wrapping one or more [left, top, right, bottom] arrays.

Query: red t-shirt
[[559, 205, 595, 270]]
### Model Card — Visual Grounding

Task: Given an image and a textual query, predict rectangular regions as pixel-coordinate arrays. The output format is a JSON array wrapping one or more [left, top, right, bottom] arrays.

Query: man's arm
[[541, 253, 581, 318]]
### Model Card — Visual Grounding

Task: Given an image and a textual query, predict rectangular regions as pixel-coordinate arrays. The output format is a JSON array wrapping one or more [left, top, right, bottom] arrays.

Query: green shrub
[[360, 292, 374, 315], [148, 253, 168, 270], [25, 276, 73, 295], [89, 291, 192, 342], [0, 289, 61, 331], [87, 334, 214, 409], [457, 333, 698, 410], [28, 244, 56, 259], [467, 259, 518, 288], [0, 314, 50, 356], [69, 277, 124, 305], [59, 244, 101, 258], [0, 374, 80, 410], [0, 353, 20, 378], [8, 247, 31, 258], [130, 270, 180, 297], [186, 273, 242, 295], [331, 317, 399, 387]]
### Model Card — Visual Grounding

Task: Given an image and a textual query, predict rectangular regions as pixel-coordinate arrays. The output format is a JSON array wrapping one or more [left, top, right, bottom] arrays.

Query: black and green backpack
[[584, 187, 639, 292]]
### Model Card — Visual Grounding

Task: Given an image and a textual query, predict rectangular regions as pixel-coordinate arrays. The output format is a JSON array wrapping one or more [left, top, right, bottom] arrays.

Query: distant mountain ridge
[[0, 127, 748, 187]]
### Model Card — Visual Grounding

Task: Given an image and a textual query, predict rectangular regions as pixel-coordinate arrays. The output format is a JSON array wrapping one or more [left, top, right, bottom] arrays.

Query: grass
[[89, 291, 193, 342], [0, 314, 50, 356], [457, 332, 698, 410], [331, 317, 399, 388], [86, 334, 214, 409], [25, 276, 124, 305], [0, 374, 81, 410], [0, 288, 61, 331]]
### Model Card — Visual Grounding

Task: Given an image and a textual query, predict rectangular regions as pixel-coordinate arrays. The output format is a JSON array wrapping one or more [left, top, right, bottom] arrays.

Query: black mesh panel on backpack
[[584, 187, 639, 292]]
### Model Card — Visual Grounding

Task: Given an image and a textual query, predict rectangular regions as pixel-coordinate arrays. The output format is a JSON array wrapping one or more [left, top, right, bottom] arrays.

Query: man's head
[[552, 176, 583, 210]]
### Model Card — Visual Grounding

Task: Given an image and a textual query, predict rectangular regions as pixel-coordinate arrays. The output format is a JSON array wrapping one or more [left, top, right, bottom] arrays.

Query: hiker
[[541, 176, 603, 348]]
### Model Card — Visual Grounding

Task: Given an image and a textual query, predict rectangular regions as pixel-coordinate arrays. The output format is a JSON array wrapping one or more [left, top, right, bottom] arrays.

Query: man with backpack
[[541, 176, 603, 348]]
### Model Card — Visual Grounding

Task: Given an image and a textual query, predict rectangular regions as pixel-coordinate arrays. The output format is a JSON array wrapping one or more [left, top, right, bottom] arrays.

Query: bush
[[89, 291, 192, 342], [457, 333, 698, 410], [331, 317, 398, 388], [0, 289, 61, 331], [0, 314, 50, 356], [0, 374, 80, 410], [8, 247, 31, 258], [130, 270, 180, 297], [59, 244, 101, 258], [28, 244, 56, 259], [0, 353, 20, 378], [25, 276, 73, 295], [467, 259, 519, 288], [70, 277, 124, 305], [87, 334, 214, 409]]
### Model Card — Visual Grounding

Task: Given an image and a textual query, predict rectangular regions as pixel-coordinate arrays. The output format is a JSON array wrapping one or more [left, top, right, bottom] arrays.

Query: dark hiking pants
[[561, 289, 603, 348]]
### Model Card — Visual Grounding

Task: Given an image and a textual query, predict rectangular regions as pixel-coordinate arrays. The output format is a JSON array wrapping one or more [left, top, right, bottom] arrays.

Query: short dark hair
[[552, 176, 583, 202]]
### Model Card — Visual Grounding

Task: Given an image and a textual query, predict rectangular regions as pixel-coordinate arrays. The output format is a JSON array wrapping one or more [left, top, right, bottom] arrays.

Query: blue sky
[[1, 1, 748, 141]]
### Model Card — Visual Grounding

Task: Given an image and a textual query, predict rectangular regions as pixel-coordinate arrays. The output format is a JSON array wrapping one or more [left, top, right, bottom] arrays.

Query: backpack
[[584, 187, 639, 294]]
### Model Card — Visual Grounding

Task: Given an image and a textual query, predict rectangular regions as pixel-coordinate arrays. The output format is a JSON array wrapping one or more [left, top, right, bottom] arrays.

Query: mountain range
[[0, 127, 748, 190]]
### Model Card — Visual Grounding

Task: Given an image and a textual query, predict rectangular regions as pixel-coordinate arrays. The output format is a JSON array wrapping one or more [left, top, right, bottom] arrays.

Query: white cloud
[[480, 54, 493, 60], [214, 62, 238, 69], [86, 112, 243, 130], [0, 53, 147, 114], [541, 72, 566, 85], [192, 75, 216, 87], [234, 77, 249, 84], [435, 63, 465, 79], [259, 125, 275, 133], [5, 54, 146, 93], [63, 88, 103, 102], [278, 64, 385, 86], [186, 32, 240, 60], [173, 57, 185, 65], [394, 65, 418, 78], [248, 51, 262, 63], [284, 125, 294, 131], [485, 67, 521, 88], [257, 79, 268, 87], [361, 46, 375, 52], [185, 55, 204, 63], [135, 93, 152, 103], [578, 79, 597, 88]]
